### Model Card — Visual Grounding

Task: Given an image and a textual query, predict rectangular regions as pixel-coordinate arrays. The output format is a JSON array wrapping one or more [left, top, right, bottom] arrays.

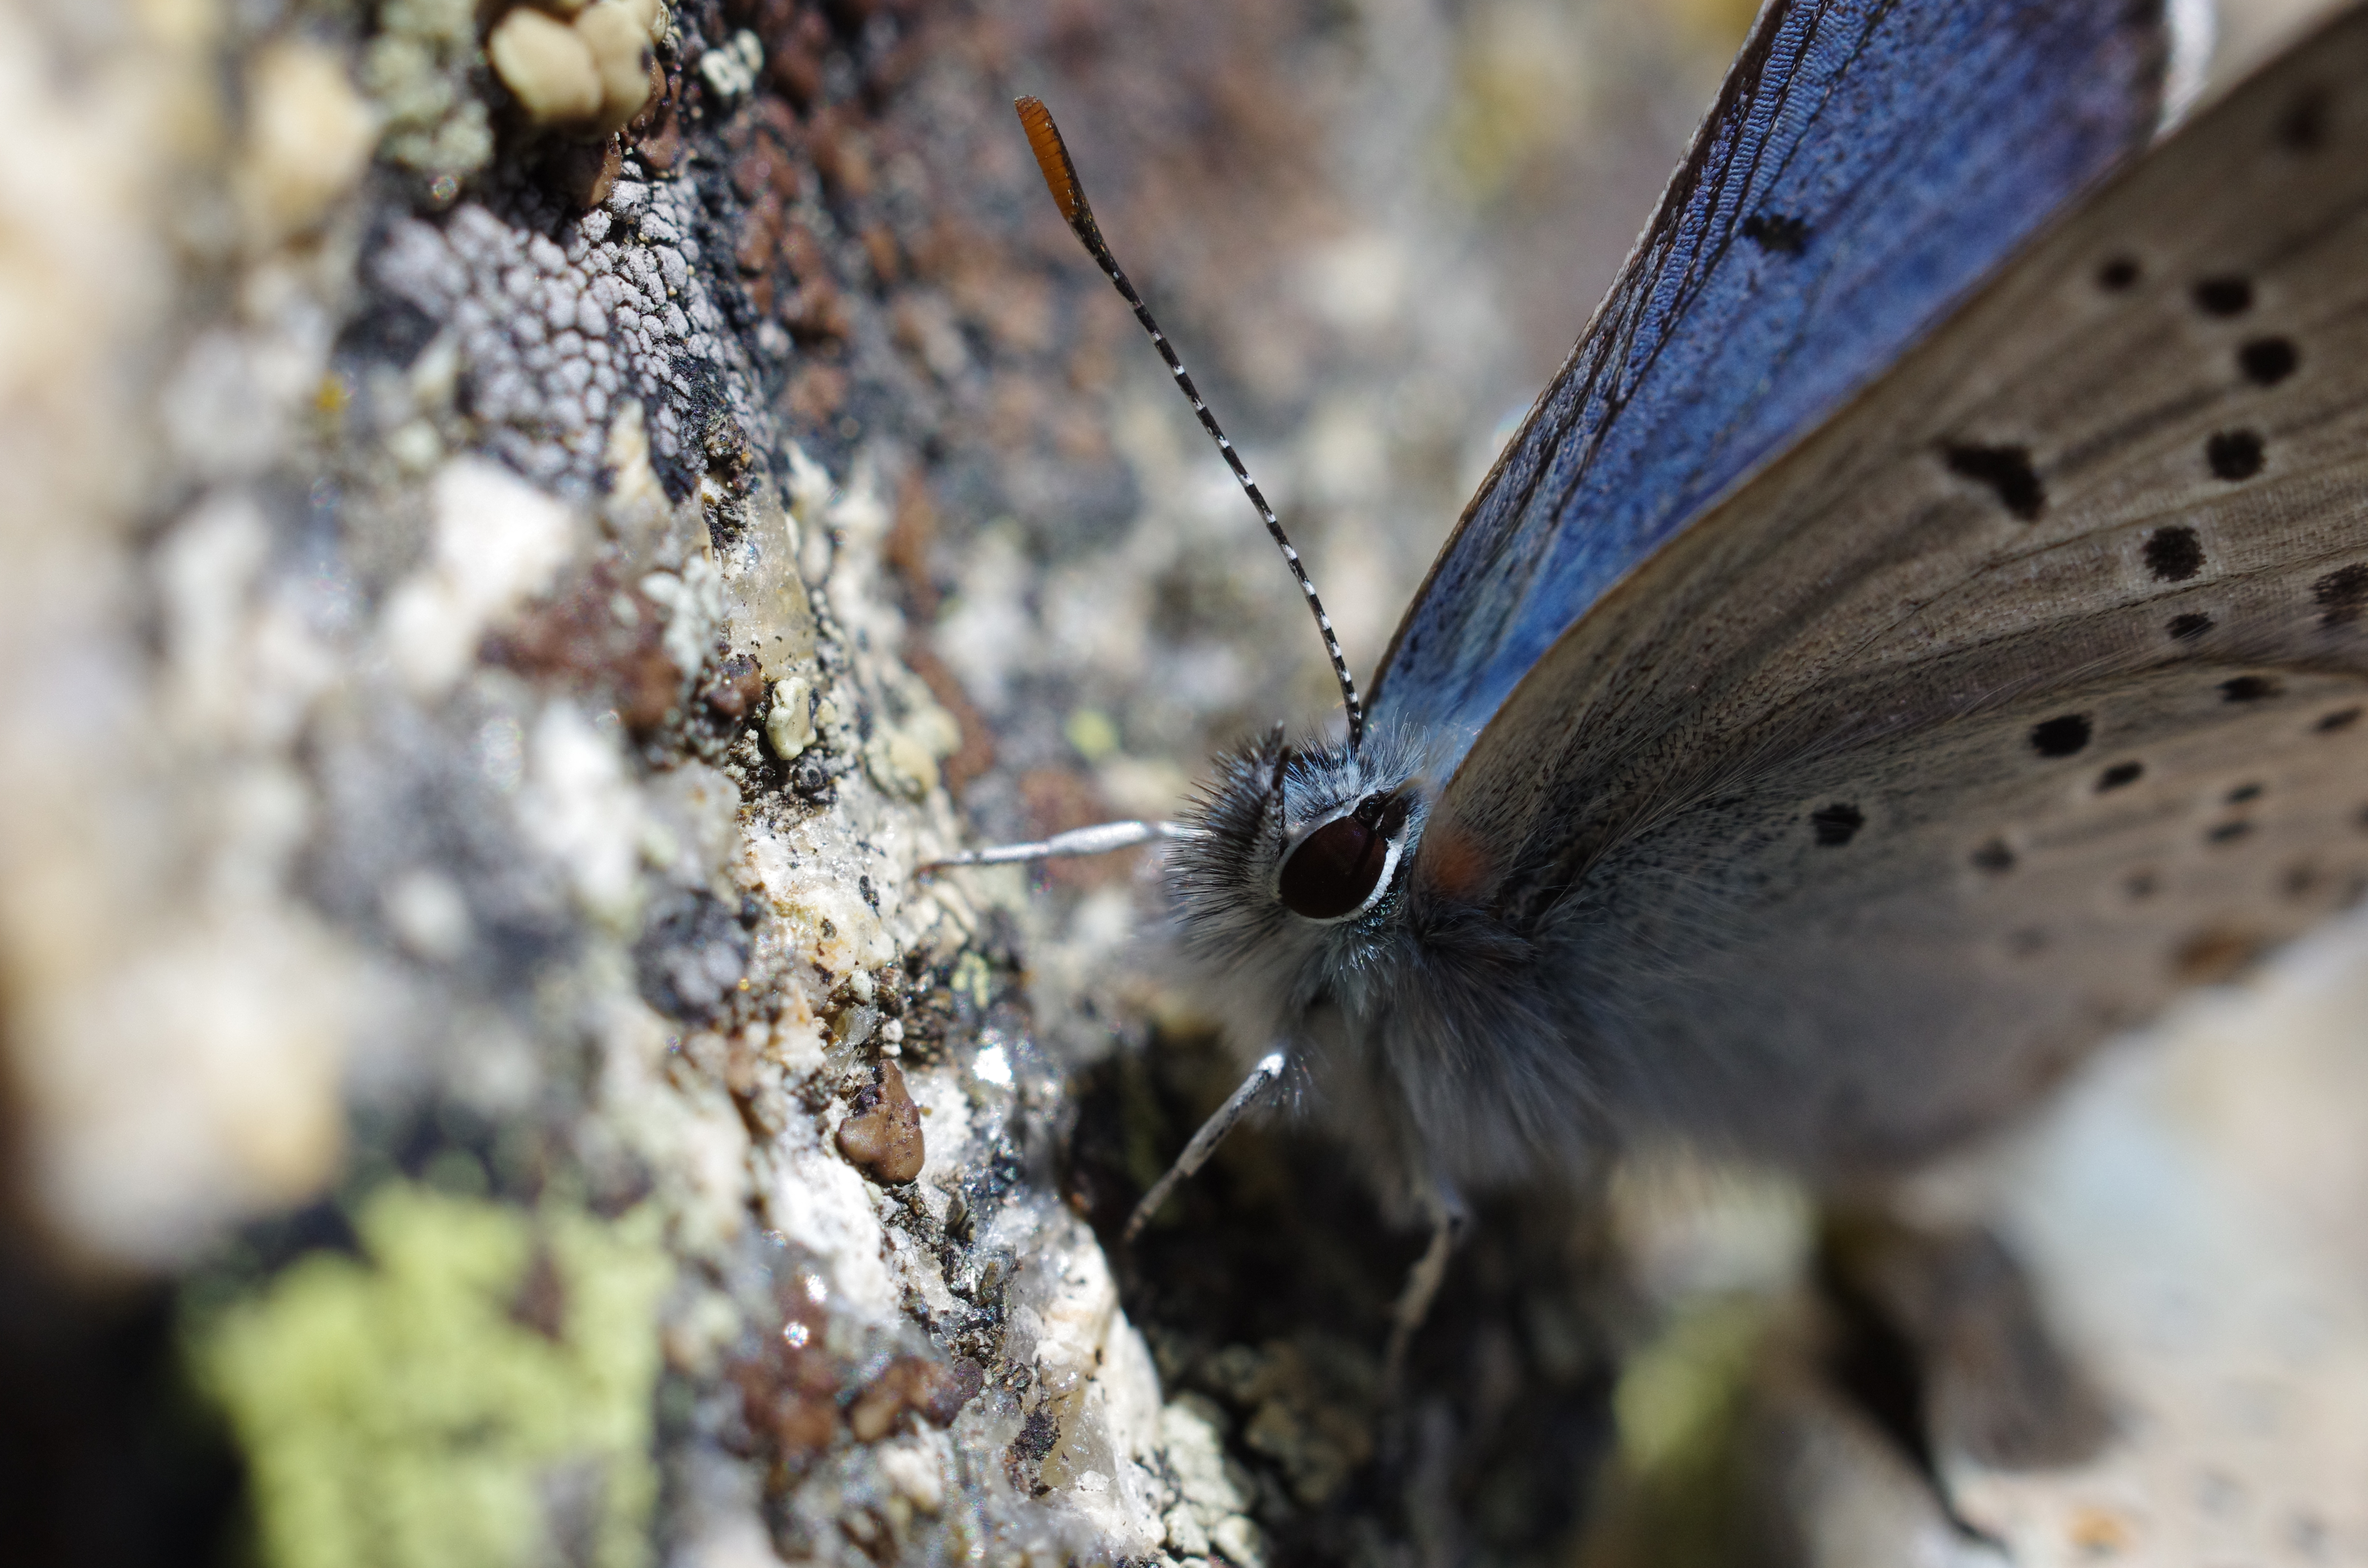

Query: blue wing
[[1368, 0, 2169, 762]]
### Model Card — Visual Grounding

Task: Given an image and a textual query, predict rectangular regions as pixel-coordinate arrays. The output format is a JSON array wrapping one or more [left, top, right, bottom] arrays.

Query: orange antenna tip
[[1009, 92, 1365, 748], [1014, 96, 1086, 227]]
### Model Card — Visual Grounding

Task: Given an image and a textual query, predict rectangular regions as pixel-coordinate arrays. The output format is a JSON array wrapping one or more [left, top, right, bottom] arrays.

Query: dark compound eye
[[1277, 795, 1407, 919]]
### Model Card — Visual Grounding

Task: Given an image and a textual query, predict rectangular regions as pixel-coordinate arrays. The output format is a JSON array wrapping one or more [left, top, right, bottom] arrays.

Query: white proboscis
[[921, 818, 1197, 869]]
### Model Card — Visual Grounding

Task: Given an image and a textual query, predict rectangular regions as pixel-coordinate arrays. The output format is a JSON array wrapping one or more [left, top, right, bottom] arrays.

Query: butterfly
[[946, 0, 2368, 1362]]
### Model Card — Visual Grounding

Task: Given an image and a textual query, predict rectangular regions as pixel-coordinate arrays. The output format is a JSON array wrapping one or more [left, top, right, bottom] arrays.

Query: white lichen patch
[[1159, 1395, 1264, 1568], [156, 491, 338, 751], [598, 993, 753, 1266], [1003, 1220, 1171, 1556], [641, 761, 742, 883], [759, 1138, 903, 1323], [161, 313, 339, 484], [382, 868, 474, 963], [760, 985, 827, 1077], [697, 28, 764, 103], [743, 821, 897, 978], [640, 551, 723, 688], [518, 699, 647, 925], [876, 1432, 951, 1514], [382, 457, 581, 694]]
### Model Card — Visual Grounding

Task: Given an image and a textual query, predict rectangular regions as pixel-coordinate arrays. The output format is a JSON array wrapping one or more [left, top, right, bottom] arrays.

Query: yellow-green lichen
[[363, 0, 495, 179], [1576, 1294, 1771, 1568], [1613, 1294, 1766, 1478], [191, 1181, 672, 1568]]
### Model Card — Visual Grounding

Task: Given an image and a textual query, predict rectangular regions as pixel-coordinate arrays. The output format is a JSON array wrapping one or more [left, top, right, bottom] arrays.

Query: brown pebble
[[787, 362, 847, 422], [813, 120, 873, 200], [764, 9, 828, 107], [483, 561, 680, 735], [783, 278, 849, 343], [728, 1293, 840, 1465], [736, 188, 783, 275], [780, 221, 827, 283], [630, 74, 682, 169], [836, 1059, 924, 1183], [702, 653, 766, 719], [847, 1354, 983, 1442], [754, 94, 801, 146], [721, 1029, 763, 1096], [628, 55, 668, 135], [541, 135, 624, 213], [729, 140, 785, 201], [860, 222, 901, 284], [581, 137, 624, 210]]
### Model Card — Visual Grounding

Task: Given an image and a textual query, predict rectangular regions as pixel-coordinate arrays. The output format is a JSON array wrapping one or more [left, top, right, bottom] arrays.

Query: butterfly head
[[1165, 724, 1432, 997]]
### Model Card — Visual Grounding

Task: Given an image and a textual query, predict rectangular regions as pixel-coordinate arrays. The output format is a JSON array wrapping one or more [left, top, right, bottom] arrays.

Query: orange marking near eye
[[1416, 820, 1494, 904]]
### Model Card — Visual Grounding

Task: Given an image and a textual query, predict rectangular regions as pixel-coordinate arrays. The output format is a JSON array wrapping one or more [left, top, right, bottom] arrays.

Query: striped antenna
[[1015, 95, 1366, 753]]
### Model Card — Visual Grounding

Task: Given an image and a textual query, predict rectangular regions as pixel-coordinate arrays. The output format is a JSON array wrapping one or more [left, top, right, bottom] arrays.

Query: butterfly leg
[[919, 819, 1200, 870], [1816, 1204, 2111, 1490], [1122, 1050, 1288, 1241], [1383, 1180, 1468, 1395]]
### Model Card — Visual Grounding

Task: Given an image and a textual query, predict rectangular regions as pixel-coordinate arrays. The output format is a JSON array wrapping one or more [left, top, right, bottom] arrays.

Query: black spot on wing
[[2095, 256, 2140, 292], [2096, 761, 2143, 791], [2167, 612, 2213, 641], [2142, 527, 2203, 582], [1740, 212, 1810, 254], [2277, 88, 2330, 153], [2206, 430, 2265, 480], [2226, 782, 2264, 804], [2222, 675, 2281, 702], [1811, 803, 1864, 846], [2238, 337, 2298, 386], [1943, 444, 2044, 520], [2030, 713, 2092, 758], [2313, 564, 2368, 627], [2126, 869, 2158, 899], [2193, 276, 2254, 317], [2283, 863, 2365, 908], [1971, 838, 2015, 873], [2317, 706, 2363, 733], [2207, 820, 2255, 845]]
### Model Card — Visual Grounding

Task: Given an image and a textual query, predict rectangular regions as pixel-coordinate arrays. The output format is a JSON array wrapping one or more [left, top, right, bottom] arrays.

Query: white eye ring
[[1272, 804, 1409, 924]]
